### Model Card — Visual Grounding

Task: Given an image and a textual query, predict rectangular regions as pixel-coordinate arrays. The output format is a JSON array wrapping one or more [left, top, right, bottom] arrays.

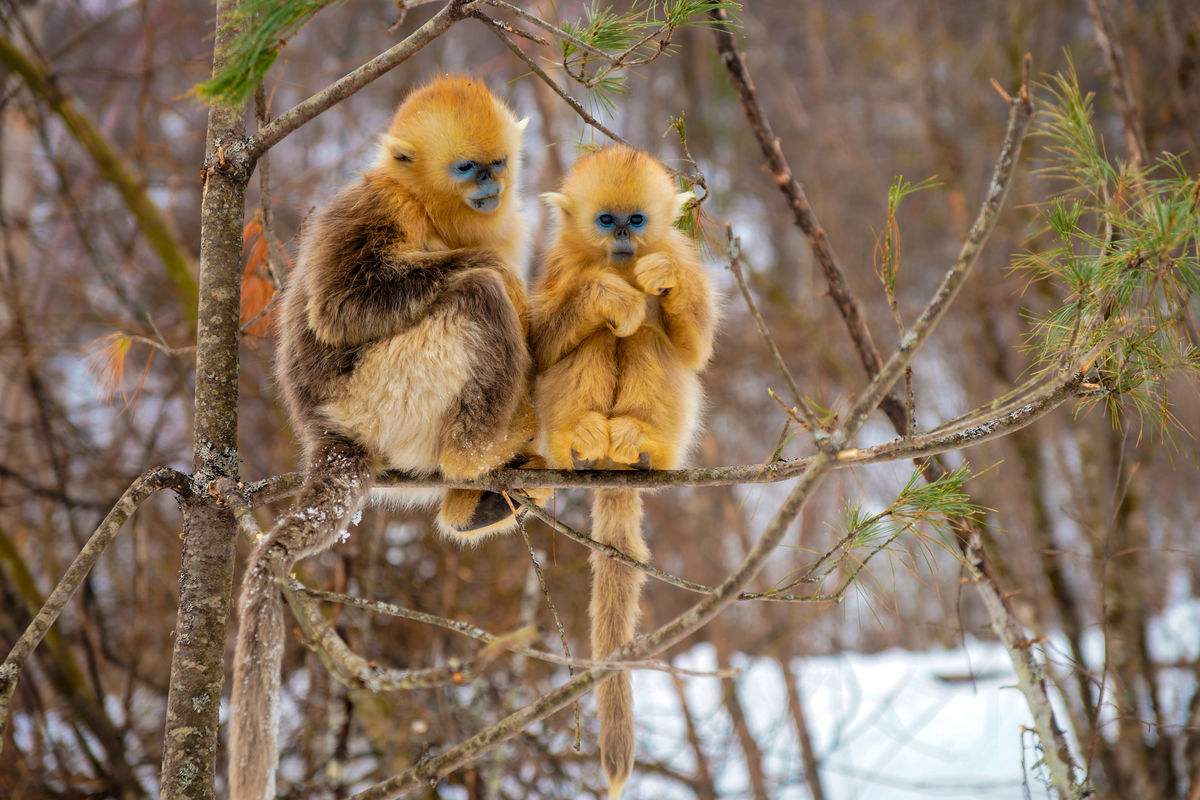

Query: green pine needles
[[1017, 62, 1200, 434], [197, 0, 340, 107]]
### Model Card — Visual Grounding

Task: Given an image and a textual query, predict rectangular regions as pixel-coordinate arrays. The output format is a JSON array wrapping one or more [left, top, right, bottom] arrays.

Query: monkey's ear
[[516, 116, 530, 132], [541, 192, 571, 216], [672, 190, 697, 220], [379, 134, 416, 163]]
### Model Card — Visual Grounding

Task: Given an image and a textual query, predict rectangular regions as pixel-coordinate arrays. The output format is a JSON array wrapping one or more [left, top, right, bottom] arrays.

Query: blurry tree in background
[[1, 1, 1198, 799]]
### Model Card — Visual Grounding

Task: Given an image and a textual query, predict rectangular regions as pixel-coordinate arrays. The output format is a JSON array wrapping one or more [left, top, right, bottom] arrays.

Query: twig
[[0, 467, 191, 744], [710, 10, 909, 432], [292, 583, 737, 678], [473, 12, 550, 46], [1085, 0, 1148, 166], [478, 13, 630, 146], [485, 0, 618, 64], [248, 0, 479, 159], [519, 498, 837, 604], [515, 513, 580, 749], [725, 225, 823, 433]]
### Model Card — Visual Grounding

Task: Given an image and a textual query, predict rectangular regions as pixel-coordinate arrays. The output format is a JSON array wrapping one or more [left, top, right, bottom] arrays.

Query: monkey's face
[[379, 76, 526, 216], [446, 155, 510, 213], [592, 209, 650, 261], [546, 146, 692, 265]]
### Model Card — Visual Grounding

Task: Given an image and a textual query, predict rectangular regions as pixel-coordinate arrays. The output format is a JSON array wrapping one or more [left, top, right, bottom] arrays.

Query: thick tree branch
[[0, 32, 199, 322], [160, 1, 248, 794], [0, 467, 190, 744]]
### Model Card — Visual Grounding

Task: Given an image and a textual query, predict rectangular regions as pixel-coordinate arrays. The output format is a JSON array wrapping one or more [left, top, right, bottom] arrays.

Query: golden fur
[[530, 146, 717, 796]]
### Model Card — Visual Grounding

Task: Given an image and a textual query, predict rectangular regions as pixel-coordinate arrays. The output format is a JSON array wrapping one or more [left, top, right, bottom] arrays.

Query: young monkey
[[531, 146, 717, 797], [229, 76, 536, 800]]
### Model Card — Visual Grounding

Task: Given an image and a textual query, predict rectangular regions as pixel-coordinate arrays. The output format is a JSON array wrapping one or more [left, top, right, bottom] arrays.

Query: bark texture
[[158, 1, 249, 796]]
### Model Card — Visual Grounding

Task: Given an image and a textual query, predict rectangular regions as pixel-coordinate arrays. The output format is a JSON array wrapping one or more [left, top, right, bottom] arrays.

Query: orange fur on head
[[377, 75, 529, 241], [541, 146, 692, 265]]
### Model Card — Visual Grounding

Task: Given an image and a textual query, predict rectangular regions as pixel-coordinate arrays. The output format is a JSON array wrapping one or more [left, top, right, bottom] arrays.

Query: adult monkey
[[229, 76, 533, 800]]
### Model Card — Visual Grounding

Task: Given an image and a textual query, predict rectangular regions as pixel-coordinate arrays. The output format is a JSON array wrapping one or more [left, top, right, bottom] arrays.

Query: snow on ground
[[630, 640, 1041, 800]]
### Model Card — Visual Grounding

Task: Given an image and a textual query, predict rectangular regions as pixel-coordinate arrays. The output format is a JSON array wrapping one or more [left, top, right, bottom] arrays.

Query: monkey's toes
[[607, 416, 651, 467], [569, 412, 610, 467]]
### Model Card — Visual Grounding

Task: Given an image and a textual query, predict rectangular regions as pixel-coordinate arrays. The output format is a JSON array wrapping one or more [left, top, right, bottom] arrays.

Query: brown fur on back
[[230, 76, 534, 800]]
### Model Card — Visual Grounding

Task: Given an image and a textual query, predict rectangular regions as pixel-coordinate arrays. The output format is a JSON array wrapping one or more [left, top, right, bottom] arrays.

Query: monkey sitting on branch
[[229, 76, 537, 800], [530, 146, 717, 797]]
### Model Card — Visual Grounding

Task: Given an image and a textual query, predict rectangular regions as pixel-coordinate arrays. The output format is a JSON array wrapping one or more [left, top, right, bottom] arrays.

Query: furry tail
[[590, 488, 648, 798], [229, 555, 286, 800], [229, 435, 371, 800]]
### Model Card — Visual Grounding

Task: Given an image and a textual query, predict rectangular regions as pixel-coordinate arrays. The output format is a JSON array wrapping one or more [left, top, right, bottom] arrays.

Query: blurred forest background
[[1, 0, 1199, 798]]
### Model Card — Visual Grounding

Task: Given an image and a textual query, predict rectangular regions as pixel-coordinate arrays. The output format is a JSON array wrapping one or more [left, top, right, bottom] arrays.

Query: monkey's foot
[[438, 455, 546, 541], [569, 412, 609, 469], [607, 416, 654, 469]]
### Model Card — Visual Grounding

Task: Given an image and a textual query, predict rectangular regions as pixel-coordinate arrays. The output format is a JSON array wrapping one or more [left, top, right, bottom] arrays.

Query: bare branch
[[725, 226, 823, 432], [478, 13, 630, 146], [710, 10, 908, 431], [1085, 0, 1148, 166], [292, 583, 737, 678], [248, 0, 478, 159], [0, 467, 190, 744]]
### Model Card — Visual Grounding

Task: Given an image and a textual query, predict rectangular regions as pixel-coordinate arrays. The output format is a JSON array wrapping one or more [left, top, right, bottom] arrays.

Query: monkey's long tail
[[590, 487, 648, 799], [229, 437, 372, 800]]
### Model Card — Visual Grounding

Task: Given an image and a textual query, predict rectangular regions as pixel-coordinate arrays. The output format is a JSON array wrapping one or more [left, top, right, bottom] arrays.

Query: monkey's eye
[[629, 213, 646, 229], [490, 158, 508, 172], [597, 213, 615, 229], [452, 160, 475, 175]]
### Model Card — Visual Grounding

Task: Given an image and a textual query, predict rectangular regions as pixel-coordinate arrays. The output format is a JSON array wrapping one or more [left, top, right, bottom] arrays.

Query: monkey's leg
[[607, 332, 684, 470], [229, 432, 373, 800], [436, 269, 534, 539], [541, 334, 618, 470], [437, 269, 531, 479]]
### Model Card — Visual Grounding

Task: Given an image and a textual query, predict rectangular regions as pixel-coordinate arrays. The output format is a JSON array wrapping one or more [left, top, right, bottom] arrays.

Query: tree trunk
[[159, 1, 249, 796]]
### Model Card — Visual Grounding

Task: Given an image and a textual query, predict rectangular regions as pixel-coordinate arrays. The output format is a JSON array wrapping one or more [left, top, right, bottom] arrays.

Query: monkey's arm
[[633, 245, 716, 369], [307, 248, 505, 347], [529, 270, 645, 369]]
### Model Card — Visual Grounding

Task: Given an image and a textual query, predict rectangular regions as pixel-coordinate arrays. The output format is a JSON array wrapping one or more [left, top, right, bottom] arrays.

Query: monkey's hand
[[632, 252, 677, 296], [592, 273, 646, 338]]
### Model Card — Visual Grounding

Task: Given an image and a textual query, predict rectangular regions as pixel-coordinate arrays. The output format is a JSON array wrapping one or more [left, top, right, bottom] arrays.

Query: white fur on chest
[[321, 310, 474, 472]]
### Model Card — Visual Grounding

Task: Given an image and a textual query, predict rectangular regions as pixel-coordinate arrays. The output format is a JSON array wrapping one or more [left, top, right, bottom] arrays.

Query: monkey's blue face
[[449, 157, 509, 213], [595, 210, 648, 261]]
